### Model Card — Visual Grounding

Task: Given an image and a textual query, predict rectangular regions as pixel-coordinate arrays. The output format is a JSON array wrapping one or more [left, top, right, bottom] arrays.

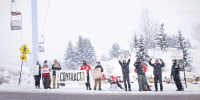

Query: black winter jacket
[[95, 65, 104, 72], [171, 63, 180, 76], [119, 59, 130, 74], [149, 61, 164, 76], [134, 62, 144, 75], [52, 64, 61, 76]]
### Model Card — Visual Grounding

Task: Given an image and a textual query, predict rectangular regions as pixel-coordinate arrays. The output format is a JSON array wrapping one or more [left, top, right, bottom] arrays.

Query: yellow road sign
[[20, 44, 29, 55], [20, 56, 27, 60]]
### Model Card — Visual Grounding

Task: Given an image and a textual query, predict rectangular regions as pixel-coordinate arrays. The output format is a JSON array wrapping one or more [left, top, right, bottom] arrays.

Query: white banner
[[41, 67, 50, 74], [32, 65, 40, 76], [57, 70, 86, 83]]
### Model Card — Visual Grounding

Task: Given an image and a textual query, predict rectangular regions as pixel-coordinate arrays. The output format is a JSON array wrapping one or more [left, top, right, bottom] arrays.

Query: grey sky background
[[0, 0, 200, 66]]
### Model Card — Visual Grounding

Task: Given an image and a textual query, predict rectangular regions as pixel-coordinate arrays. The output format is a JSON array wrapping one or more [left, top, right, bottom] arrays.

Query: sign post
[[18, 44, 29, 85]]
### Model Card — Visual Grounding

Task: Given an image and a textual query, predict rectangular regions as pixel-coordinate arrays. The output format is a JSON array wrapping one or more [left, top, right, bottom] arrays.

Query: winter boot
[[160, 87, 163, 91], [88, 83, 91, 90], [124, 85, 127, 91], [85, 83, 89, 90], [125, 88, 127, 91], [128, 85, 131, 91], [94, 87, 96, 90], [99, 88, 102, 91], [147, 86, 152, 91]]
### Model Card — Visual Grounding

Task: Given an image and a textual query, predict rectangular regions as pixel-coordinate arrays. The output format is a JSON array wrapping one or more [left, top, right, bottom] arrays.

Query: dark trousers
[[42, 76, 50, 89], [173, 74, 183, 90], [34, 75, 41, 88], [85, 74, 91, 90], [154, 75, 163, 91], [123, 73, 131, 89]]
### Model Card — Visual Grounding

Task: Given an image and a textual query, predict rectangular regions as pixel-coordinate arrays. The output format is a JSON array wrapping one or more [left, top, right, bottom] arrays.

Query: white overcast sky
[[0, 0, 200, 65]]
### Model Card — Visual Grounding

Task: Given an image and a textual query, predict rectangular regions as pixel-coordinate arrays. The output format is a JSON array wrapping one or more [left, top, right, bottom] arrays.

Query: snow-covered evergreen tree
[[76, 36, 96, 66], [64, 41, 78, 70], [130, 35, 138, 52], [177, 30, 192, 71], [136, 35, 149, 66], [109, 43, 121, 59], [155, 23, 168, 51], [64, 36, 96, 69], [168, 35, 179, 48], [83, 38, 96, 66]]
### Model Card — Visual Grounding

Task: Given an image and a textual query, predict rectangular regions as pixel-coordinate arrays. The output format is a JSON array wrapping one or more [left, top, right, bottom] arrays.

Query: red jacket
[[134, 63, 147, 73], [112, 76, 118, 81], [80, 64, 91, 74]]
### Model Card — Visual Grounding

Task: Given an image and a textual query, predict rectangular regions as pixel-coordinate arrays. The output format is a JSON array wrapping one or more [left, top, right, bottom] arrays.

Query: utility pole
[[31, 0, 39, 65]]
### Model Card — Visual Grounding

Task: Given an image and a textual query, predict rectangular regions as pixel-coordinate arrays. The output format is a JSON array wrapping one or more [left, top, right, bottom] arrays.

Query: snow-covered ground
[[0, 48, 200, 94], [0, 81, 200, 95]]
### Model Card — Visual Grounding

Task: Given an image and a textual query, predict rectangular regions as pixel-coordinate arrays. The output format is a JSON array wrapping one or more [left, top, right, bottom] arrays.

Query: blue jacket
[[119, 59, 130, 74], [149, 61, 164, 76]]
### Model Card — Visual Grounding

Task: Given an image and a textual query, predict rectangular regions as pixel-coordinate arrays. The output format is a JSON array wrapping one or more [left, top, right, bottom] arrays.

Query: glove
[[150, 58, 152, 61], [175, 65, 178, 68], [116, 54, 119, 58], [129, 53, 131, 57]]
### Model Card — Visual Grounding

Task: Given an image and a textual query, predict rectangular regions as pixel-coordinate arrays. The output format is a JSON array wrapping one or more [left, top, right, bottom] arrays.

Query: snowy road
[[0, 91, 200, 100]]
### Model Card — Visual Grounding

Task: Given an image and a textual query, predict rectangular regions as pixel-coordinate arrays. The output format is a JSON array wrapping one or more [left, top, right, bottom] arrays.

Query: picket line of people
[[117, 54, 184, 92], [33, 59, 61, 89], [32, 57, 184, 92]]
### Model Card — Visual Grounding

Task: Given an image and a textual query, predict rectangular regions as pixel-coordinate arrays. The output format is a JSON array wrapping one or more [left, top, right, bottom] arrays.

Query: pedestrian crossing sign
[[20, 44, 29, 56]]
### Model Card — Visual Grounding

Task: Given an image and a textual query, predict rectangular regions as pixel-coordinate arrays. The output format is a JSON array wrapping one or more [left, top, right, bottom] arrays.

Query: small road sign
[[20, 44, 29, 56]]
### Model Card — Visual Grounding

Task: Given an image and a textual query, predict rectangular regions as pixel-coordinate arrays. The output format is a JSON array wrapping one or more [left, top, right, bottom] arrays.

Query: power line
[[41, 0, 51, 33]]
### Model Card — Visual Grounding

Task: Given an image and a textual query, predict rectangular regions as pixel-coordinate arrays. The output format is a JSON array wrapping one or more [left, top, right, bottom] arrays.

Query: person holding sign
[[32, 61, 41, 89], [149, 58, 165, 91], [94, 61, 104, 91], [117, 54, 131, 91], [171, 59, 184, 91], [80, 60, 91, 90], [52, 59, 61, 89], [41, 60, 50, 89]]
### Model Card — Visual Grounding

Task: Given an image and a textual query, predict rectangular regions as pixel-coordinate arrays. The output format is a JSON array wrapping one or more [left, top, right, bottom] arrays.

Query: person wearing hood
[[149, 58, 165, 91], [171, 59, 184, 91], [134, 58, 146, 91], [94, 61, 104, 91], [80, 60, 91, 90], [117, 54, 131, 91]]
